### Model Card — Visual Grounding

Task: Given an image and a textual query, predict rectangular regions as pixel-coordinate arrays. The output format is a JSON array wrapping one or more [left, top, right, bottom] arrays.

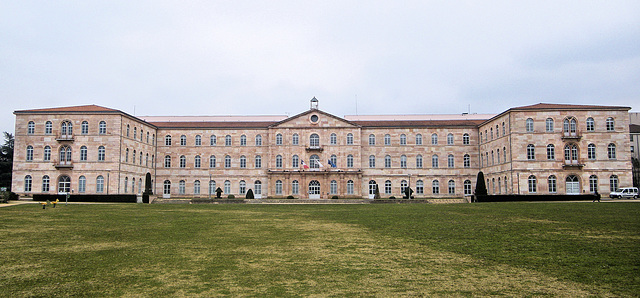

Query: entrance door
[[368, 180, 377, 199], [308, 180, 321, 199], [566, 175, 580, 194]]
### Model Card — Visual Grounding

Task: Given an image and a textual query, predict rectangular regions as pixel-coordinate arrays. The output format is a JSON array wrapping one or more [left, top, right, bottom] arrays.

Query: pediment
[[269, 109, 360, 128]]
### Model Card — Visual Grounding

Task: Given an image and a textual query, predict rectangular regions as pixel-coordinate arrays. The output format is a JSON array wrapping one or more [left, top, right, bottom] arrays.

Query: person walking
[[593, 190, 601, 202]]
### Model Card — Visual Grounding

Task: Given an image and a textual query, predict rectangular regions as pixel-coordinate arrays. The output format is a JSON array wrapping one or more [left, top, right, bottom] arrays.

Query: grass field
[[1, 202, 639, 296]]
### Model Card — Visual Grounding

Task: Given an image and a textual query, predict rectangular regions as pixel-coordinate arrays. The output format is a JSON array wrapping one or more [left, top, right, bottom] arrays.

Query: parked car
[[609, 187, 639, 199]]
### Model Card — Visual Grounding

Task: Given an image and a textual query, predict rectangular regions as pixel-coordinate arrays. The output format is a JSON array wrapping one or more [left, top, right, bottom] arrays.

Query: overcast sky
[[1, 1, 639, 135]]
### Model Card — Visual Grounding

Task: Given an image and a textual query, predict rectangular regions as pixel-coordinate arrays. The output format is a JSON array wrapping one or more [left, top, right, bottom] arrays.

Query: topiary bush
[[331, 195, 339, 199], [227, 194, 235, 199], [245, 189, 254, 199], [389, 196, 396, 200], [286, 195, 295, 199]]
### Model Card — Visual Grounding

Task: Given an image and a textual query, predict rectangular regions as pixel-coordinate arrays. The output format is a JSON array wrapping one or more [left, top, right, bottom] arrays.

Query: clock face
[[310, 115, 319, 123]]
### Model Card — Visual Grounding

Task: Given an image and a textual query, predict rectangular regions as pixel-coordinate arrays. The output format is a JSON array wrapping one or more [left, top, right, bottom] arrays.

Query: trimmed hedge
[[32, 194, 137, 203], [473, 194, 598, 202]]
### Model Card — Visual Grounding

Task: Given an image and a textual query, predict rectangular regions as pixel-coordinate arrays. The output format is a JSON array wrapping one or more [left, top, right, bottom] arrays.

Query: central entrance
[[308, 180, 321, 199]]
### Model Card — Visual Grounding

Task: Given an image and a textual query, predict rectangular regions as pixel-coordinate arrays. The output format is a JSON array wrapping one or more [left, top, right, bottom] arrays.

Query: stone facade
[[12, 102, 633, 199]]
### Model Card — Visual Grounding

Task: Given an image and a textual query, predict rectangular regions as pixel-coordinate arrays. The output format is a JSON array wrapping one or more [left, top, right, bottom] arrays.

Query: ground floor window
[[330, 180, 337, 194], [254, 181, 261, 195], [589, 175, 598, 193], [528, 175, 537, 193], [292, 180, 299, 195], [432, 180, 439, 194], [464, 180, 472, 195], [24, 175, 32, 192], [347, 180, 354, 194], [416, 180, 424, 194], [194, 180, 200, 195], [275, 180, 282, 195], [609, 175, 618, 192], [209, 180, 216, 195], [179, 180, 185, 194]]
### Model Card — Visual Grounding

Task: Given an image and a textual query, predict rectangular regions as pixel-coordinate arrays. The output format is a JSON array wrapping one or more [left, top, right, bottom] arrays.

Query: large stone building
[[12, 99, 633, 199]]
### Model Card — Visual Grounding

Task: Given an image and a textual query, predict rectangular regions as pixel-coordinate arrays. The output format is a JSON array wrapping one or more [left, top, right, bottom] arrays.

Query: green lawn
[[1, 203, 639, 296]]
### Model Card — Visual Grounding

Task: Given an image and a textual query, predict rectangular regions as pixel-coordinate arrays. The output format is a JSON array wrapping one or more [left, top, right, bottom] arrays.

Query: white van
[[609, 187, 639, 199]]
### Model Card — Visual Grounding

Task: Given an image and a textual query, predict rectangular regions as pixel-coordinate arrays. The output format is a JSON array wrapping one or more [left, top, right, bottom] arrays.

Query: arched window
[[528, 175, 537, 193], [239, 180, 246, 195], [384, 155, 391, 168], [447, 154, 454, 168], [347, 180, 354, 194], [330, 180, 338, 194], [240, 135, 247, 146], [400, 134, 407, 145], [254, 181, 261, 195], [563, 117, 577, 135], [608, 143, 616, 159], [163, 180, 171, 195], [547, 144, 555, 160], [464, 180, 472, 195], [125, 148, 129, 162], [310, 154, 320, 169], [291, 180, 299, 195], [276, 155, 283, 168], [78, 176, 86, 193], [463, 154, 470, 168], [432, 155, 439, 168], [292, 155, 299, 168], [81, 121, 88, 135], [415, 134, 423, 145], [194, 180, 201, 195], [548, 175, 557, 193], [225, 155, 231, 168], [61, 120, 73, 137], [44, 146, 51, 161], [463, 133, 470, 145], [276, 133, 283, 145], [566, 175, 579, 194], [195, 155, 201, 168], [210, 135, 217, 146], [545, 118, 554, 132], [133, 127, 137, 139], [432, 180, 440, 194], [225, 135, 232, 146], [255, 135, 262, 146], [330, 133, 337, 145], [526, 118, 534, 132], [310, 134, 319, 147], [447, 133, 454, 145], [209, 155, 216, 168], [124, 177, 129, 193], [401, 180, 408, 194], [448, 180, 455, 194], [179, 155, 186, 168], [369, 180, 377, 195], [209, 180, 216, 195], [589, 175, 598, 193], [606, 117, 615, 131], [369, 134, 375, 146], [564, 144, 578, 163], [384, 180, 392, 194], [99, 121, 106, 134], [164, 155, 171, 168], [586, 117, 595, 131], [96, 176, 105, 193], [41, 175, 50, 192], [588, 144, 596, 160], [416, 180, 424, 194], [527, 144, 535, 160], [416, 155, 423, 168], [224, 180, 231, 194], [609, 175, 619, 192], [292, 133, 299, 145], [346, 133, 353, 145], [347, 155, 354, 168], [431, 133, 438, 145], [330, 154, 337, 168], [26, 145, 34, 161], [45, 121, 53, 134], [255, 155, 262, 168], [240, 155, 246, 168], [179, 180, 186, 194], [165, 135, 172, 146], [384, 134, 391, 146], [275, 180, 283, 195], [195, 135, 202, 146], [59, 145, 72, 164], [180, 135, 187, 146], [369, 155, 375, 168], [27, 121, 35, 134], [24, 175, 32, 192]]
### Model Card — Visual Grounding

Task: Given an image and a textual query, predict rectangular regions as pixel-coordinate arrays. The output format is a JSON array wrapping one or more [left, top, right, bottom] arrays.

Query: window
[[432, 180, 439, 194], [163, 180, 171, 195], [548, 175, 557, 193], [275, 180, 283, 195], [496, 125, 499, 137], [180, 135, 186, 146], [586, 117, 595, 131], [416, 180, 424, 194], [224, 180, 231, 194], [464, 180, 472, 195], [564, 144, 578, 163], [209, 155, 216, 168], [491, 151, 494, 165], [463, 154, 470, 168], [310, 134, 319, 147], [125, 148, 129, 162], [225, 155, 231, 168], [416, 155, 423, 168], [79, 176, 86, 193], [588, 144, 596, 160], [447, 133, 454, 145], [384, 134, 391, 146], [347, 180, 354, 194], [527, 144, 535, 160], [210, 135, 217, 146], [369, 155, 375, 168], [448, 154, 454, 168], [330, 180, 338, 194], [179, 155, 186, 168], [589, 175, 598, 193], [179, 180, 185, 195], [79, 121, 88, 135], [254, 181, 261, 195], [416, 134, 423, 145], [384, 180, 392, 195], [42, 175, 50, 192], [291, 155, 299, 168], [276, 155, 283, 168], [384, 155, 391, 168], [346, 133, 353, 145], [479, 132, 483, 143], [608, 143, 616, 159], [195, 135, 202, 146], [432, 155, 438, 168], [194, 180, 201, 195], [448, 180, 455, 194], [239, 155, 246, 168], [526, 118, 534, 132], [502, 122, 506, 135], [225, 135, 232, 146], [61, 121, 72, 137], [124, 177, 129, 193], [44, 146, 51, 161], [497, 149, 501, 163], [26, 146, 33, 161], [45, 121, 53, 134], [528, 175, 537, 193], [369, 134, 375, 146], [463, 133, 470, 145], [164, 155, 171, 168], [133, 127, 137, 139], [239, 181, 246, 195], [99, 121, 106, 134], [431, 133, 438, 145], [563, 118, 577, 135], [400, 134, 407, 145], [606, 117, 615, 131], [545, 118, 554, 132], [347, 155, 354, 168], [276, 133, 283, 145], [330, 154, 337, 168], [292, 134, 299, 145], [195, 155, 201, 168], [240, 135, 246, 146], [58, 146, 72, 164], [330, 133, 337, 145], [27, 121, 35, 134], [146, 132, 149, 143], [146, 153, 149, 166], [310, 155, 320, 169], [24, 175, 32, 192], [140, 152, 143, 165], [126, 125, 130, 137], [369, 180, 377, 196], [255, 135, 262, 146], [209, 180, 216, 195], [490, 128, 493, 140], [547, 144, 555, 160], [292, 180, 299, 195], [255, 155, 262, 168], [165, 135, 172, 146], [609, 175, 619, 192], [96, 176, 105, 193]]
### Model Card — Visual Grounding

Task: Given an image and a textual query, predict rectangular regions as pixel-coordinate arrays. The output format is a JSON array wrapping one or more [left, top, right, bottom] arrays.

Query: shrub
[[245, 189, 255, 199], [286, 195, 295, 200], [227, 194, 235, 199], [331, 195, 339, 200], [389, 196, 396, 200], [475, 171, 487, 196]]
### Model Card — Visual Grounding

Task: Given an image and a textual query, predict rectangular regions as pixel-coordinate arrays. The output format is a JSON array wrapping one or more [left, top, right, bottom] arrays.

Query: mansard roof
[[14, 104, 121, 114]]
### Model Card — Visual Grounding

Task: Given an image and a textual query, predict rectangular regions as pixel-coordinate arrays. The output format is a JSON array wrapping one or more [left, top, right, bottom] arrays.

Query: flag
[[328, 159, 336, 168], [316, 160, 324, 168], [301, 159, 309, 169]]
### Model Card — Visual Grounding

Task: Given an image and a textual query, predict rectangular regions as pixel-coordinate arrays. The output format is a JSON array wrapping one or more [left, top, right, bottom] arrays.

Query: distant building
[[12, 99, 633, 198]]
